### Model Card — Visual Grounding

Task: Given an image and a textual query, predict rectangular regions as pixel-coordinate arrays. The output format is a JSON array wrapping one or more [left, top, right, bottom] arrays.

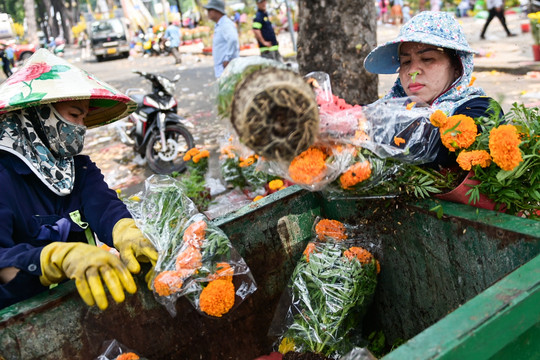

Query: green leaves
[[283, 241, 378, 356]]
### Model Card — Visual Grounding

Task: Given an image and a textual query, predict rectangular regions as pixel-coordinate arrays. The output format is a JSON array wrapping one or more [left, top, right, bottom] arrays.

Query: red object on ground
[[521, 22, 530, 33], [253, 352, 283, 360], [532, 44, 540, 62], [435, 171, 501, 211]]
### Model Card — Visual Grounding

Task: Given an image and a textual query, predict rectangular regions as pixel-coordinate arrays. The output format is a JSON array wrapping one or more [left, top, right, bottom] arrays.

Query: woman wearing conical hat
[[0, 49, 157, 311]]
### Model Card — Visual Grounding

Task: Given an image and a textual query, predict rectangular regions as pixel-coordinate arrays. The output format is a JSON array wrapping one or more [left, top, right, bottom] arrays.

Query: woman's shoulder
[[453, 96, 502, 118]]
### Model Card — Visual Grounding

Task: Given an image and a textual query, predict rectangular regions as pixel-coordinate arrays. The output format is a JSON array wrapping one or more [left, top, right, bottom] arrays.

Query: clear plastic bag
[[361, 97, 441, 164], [95, 339, 145, 360], [261, 143, 357, 192], [269, 237, 379, 358], [216, 56, 288, 119], [125, 175, 257, 317]]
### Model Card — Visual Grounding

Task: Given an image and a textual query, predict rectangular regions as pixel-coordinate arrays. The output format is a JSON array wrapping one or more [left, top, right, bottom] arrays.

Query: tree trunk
[[52, 0, 71, 44], [23, 0, 39, 46], [297, 0, 379, 106]]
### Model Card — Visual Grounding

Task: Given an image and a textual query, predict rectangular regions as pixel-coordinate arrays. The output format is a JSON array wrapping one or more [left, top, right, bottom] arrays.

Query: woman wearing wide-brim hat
[[364, 11, 503, 169], [0, 49, 158, 311]]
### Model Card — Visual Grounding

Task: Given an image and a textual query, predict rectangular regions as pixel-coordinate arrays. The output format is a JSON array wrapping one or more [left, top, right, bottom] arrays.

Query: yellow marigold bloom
[[440, 114, 477, 152], [456, 150, 492, 171], [183, 220, 207, 247], [115, 188, 122, 196], [289, 147, 327, 185], [153, 270, 185, 297], [253, 195, 264, 201], [394, 136, 406, 146], [209, 262, 234, 282], [315, 219, 347, 241], [269, 179, 284, 191], [199, 279, 235, 317], [430, 110, 447, 128], [339, 160, 372, 189], [406, 102, 416, 110], [278, 337, 295, 354], [116, 352, 140, 360], [303, 242, 317, 262], [489, 124, 523, 171], [128, 195, 141, 201], [175, 245, 203, 271]]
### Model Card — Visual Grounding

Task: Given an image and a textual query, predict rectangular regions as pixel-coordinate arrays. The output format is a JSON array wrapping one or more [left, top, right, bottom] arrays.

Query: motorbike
[[117, 70, 195, 174]]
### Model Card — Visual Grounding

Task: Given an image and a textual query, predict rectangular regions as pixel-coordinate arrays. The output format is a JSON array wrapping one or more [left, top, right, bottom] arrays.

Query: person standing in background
[[0, 44, 12, 78], [480, 0, 516, 39], [164, 21, 183, 64], [252, 0, 282, 61], [204, 0, 240, 78]]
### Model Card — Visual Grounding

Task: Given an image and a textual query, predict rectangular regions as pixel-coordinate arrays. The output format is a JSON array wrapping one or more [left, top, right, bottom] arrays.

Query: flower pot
[[533, 44, 540, 62], [435, 171, 500, 211], [521, 22, 530, 33]]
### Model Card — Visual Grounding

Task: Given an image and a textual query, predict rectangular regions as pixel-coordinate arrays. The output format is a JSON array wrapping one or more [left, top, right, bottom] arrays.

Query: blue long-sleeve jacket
[[0, 152, 131, 309]]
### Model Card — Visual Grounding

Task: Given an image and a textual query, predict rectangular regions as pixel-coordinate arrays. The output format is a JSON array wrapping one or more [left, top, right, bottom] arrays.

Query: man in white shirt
[[480, 0, 516, 39]]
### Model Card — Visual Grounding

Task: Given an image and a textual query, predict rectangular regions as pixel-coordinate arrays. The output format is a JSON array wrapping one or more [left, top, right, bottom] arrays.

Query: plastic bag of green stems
[[270, 240, 379, 358], [150, 212, 257, 317], [125, 175, 256, 317], [124, 175, 199, 255], [216, 56, 287, 120]]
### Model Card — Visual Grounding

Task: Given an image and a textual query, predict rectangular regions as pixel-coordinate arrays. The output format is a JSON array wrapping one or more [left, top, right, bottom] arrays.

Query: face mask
[[42, 104, 87, 158]]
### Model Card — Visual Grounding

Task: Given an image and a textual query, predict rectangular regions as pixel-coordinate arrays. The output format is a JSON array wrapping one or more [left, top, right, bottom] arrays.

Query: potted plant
[[528, 11, 540, 61]]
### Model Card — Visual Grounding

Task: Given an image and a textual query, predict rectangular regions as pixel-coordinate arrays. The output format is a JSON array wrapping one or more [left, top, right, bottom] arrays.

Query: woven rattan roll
[[230, 67, 319, 162]]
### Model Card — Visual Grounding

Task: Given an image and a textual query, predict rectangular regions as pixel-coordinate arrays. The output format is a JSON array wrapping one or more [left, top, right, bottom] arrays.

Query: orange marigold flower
[[253, 195, 265, 201], [344, 246, 373, 265], [288, 147, 327, 185], [339, 160, 371, 189], [430, 110, 447, 128], [303, 242, 317, 262], [315, 219, 347, 241], [488, 124, 523, 171], [456, 150, 492, 171], [394, 136, 406, 146], [439, 114, 477, 152], [153, 270, 185, 297], [209, 262, 234, 282], [183, 220, 207, 247], [175, 245, 203, 271], [355, 130, 370, 143], [239, 156, 256, 168], [199, 279, 235, 317], [406, 102, 416, 110], [116, 353, 140, 360], [269, 179, 284, 191], [184, 147, 200, 161]]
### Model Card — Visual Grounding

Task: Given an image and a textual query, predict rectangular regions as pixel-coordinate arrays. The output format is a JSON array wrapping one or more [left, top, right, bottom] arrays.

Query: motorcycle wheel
[[145, 124, 194, 174]]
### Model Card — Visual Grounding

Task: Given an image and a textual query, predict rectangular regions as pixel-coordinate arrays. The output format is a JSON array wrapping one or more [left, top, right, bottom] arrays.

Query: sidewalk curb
[[474, 63, 540, 75]]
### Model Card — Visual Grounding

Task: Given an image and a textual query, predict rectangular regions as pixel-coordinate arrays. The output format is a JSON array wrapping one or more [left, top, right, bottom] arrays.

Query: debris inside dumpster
[[124, 175, 257, 317]]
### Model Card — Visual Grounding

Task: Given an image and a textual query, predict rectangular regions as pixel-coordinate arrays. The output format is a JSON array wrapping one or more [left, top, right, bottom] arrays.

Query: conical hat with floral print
[[0, 48, 136, 128]]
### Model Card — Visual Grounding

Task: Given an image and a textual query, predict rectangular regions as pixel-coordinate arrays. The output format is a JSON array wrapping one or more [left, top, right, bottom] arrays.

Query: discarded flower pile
[[270, 218, 379, 358], [430, 103, 539, 216], [124, 175, 257, 317]]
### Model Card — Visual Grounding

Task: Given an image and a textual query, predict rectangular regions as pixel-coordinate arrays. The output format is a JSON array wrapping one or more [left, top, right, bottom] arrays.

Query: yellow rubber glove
[[113, 218, 158, 277], [40, 242, 137, 310]]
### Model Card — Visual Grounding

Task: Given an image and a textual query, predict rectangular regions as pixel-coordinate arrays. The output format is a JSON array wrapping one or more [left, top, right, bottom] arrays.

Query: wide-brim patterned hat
[[0, 48, 136, 128], [364, 11, 476, 74]]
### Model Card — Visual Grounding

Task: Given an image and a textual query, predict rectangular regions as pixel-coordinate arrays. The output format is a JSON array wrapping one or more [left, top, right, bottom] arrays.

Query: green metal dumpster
[[0, 185, 538, 359]]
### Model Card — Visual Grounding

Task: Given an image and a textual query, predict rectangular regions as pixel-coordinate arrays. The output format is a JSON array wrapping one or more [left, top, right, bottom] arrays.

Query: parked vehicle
[[88, 18, 130, 61], [116, 70, 194, 174], [0, 40, 36, 62]]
